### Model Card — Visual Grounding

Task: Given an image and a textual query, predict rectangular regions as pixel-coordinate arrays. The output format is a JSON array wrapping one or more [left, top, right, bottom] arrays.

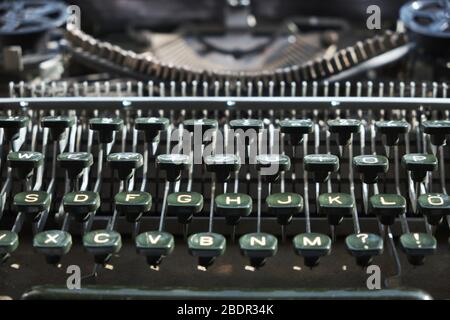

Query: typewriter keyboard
[[0, 86, 449, 299]]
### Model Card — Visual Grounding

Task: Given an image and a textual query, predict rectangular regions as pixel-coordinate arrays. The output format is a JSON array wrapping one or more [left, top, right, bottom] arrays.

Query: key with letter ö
[[417, 193, 450, 226]]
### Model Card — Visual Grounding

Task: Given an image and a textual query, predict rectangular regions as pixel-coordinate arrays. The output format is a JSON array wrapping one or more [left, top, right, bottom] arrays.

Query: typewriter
[[0, 0, 448, 300]]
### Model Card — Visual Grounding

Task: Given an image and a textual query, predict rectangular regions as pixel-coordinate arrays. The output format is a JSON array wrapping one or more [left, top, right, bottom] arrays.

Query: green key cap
[[229, 119, 264, 131], [417, 193, 450, 225], [256, 154, 291, 182], [83, 230, 122, 264], [266, 193, 303, 225], [204, 154, 241, 182], [215, 193, 252, 225], [345, 233, 383, 267], [279, 119, 314, 145], [400, 233, 437, 265], [319, 193, 354, 225], [375, 120, 410, 146], [188, 232, 226, 268], [327, 119, 361, 145], [136, 231, 174, 266], [156, 154, 191, 182], [370, 194, 406, 226], [115, 191, 152, 222], [293, 232, 332, 268], [167, 192, 203, 224], [14, 191, 51, 216], [89, 118, 124, 143], [239, 232, 278, 269], [33, 230, 72, 264], [57, 152, 93, 179], [183, 119, 218, 136], [0, 116, 29, 141], [107, 152, 143, 180], [41, 116, 76, 141], [421, 120, 450, 146], [303, 154, 339, 183], [0, 231, 19, 255], [63, 191, 100, 222], [353, 155, 389, 184], [135, 117, 169, 142], [402, 153, 438, 182], [7, 151, 44, 178]]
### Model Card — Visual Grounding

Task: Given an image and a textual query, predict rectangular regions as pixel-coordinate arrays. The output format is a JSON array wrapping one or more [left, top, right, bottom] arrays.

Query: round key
[[83, 230, 122, 265], [107, 152, 143, 180], [33, 230, 72, 265], [89, 118, 123, 144], [256, 154, 290, 182], [167, 192, 203, 224], [57, 152, 93, 179], [293, 232, 332, 268], [402, 153, 438, 182], [135, 117, 169, 142], [7, 151, 44, 179], [63, 191, 100, 222], [279, 119, 314, 145], [400, 233, 437, 266], [188, 232, 226, 269], [303, 154, 339, 183], [417, 193, 450, 225], [204, 154, 241, 182], [239, 232, 278, 269], [345, 233, 383, 267], [115, 191, 152, 222], [156, 154, 191, 182], [319, 193, 354, 226], [421, 120, 450, 146], [136, 231, 174, 267], [353, 155, 389, 184], [375, 120, 410, 146], [0, 116, 29, 141], [327, 119, 361, 146], [229, 119, 264, 131], [41, 116, 76, 141], [370, 194, 406, 226], [266, 193, 303, 225], [215, 193, 252, 225]]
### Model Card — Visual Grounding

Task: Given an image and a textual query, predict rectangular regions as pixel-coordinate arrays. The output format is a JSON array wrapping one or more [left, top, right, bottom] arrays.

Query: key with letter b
[[188, 232, 226, 269]]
